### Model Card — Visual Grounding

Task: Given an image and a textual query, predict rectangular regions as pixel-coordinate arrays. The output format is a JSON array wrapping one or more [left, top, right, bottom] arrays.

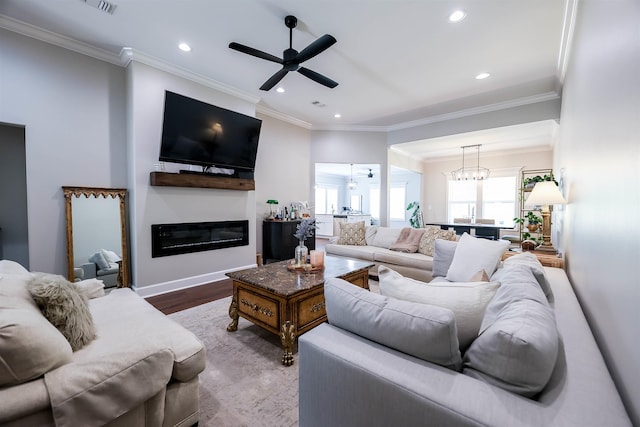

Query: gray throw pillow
[[324, 277, 462, 370], [502, 252, 553, 299], [432, 239, 458, 277], [28, 273, 97, 351], [89, 251, 109, 270]]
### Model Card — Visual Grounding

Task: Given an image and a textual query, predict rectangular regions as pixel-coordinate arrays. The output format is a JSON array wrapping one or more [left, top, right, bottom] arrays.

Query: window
[[315, 185, 339, 214], [369, 185, 380, 220], [390, 183, 406, 220], [447, 172, 517, 226]]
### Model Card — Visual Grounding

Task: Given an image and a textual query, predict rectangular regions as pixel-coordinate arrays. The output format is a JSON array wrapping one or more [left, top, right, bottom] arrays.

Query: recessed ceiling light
[[448, 10, 466, 23], [178, 43, 191, 52], [334, 113, 341, 118], [276, 87, 285, 93], [475, 72, 491, 80]]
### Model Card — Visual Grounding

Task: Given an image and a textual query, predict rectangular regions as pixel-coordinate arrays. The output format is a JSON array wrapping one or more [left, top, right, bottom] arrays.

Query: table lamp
[[524, 181, 567, 253]]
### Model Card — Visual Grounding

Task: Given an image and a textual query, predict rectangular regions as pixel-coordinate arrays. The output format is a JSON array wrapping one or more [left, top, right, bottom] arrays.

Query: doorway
[[0, 123, 29, 267]]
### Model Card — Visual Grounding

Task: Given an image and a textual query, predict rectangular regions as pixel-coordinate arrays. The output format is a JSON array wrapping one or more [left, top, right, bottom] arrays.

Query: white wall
[[254, 113, 312, 254], [0, 28, 127, 274], [557, 1, 640, 423]]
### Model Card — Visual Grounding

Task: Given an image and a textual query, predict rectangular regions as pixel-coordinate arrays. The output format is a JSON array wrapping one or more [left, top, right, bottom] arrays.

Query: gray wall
[[0, 124, 28, 266], [556, 1, 640, 423], [0, 28, 127, 274]]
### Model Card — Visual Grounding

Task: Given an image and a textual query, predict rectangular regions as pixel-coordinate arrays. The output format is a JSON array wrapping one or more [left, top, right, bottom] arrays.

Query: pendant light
[[451, 144, 490, 181], [348, 163, 358, 190]]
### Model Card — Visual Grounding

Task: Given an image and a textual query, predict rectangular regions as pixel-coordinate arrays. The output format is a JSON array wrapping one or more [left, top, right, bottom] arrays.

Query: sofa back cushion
[[502, 251, 553, 299], [324, 277, 462, 370], [371, 227, 403, 248], [463, 263, 559, 397], [0, 274, 73, 386], [378, 266, 501, 350]]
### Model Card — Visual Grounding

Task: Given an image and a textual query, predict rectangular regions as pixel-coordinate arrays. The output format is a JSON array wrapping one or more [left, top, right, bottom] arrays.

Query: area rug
[[169, 296, 299, 427]]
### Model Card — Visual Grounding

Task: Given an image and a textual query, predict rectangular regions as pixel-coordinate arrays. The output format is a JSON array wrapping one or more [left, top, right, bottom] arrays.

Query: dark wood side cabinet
[[262, 220, 315, 263]]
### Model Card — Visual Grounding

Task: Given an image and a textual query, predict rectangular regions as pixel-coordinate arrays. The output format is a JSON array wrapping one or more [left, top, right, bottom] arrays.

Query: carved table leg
[[227, 298, 238, 332], [280, 320, 296, 366]]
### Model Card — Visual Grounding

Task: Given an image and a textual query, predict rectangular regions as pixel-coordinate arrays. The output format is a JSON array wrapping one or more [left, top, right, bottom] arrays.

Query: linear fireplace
[[151, 220, 249, 258]]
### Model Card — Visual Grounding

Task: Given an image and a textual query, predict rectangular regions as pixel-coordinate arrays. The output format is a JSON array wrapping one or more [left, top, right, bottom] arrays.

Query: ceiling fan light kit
[[229, 15, 338, 91]]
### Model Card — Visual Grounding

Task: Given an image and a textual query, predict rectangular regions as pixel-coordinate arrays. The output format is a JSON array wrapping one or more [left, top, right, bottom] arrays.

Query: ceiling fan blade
[[298, 67, 338, 88], [295, 34, 337, 63], [229, 42, 283, 64], [260, 68, 289, 91]]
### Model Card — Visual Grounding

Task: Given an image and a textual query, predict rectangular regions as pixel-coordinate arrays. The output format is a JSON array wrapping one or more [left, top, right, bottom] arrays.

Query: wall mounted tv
[[159, 91, 262, 175]]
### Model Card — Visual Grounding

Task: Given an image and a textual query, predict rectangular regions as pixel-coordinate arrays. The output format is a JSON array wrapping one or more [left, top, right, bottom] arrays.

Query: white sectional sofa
[[325, 225, 457, 282], [0, 260, 205, 427], [299, 241, 632, 427]]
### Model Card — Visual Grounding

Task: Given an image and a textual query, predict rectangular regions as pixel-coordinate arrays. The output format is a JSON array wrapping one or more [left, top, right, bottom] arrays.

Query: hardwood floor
[[146, 239, 329, 315], [146, 279, 233, 315]]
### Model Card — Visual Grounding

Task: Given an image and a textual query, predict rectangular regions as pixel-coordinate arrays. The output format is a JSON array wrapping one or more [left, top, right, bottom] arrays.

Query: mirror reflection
[[63, 187, 130, 288]]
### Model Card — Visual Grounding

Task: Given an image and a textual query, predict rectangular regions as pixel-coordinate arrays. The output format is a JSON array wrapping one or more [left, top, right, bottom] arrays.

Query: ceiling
[[0, 0, 570, 159]]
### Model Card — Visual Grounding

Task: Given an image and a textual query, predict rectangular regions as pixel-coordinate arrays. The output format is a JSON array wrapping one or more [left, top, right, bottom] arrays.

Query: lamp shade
[[525, 181, 567, 207]]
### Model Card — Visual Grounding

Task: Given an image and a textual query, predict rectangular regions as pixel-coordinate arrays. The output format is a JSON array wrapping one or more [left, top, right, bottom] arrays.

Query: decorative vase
[[295, 240, 308, 267]]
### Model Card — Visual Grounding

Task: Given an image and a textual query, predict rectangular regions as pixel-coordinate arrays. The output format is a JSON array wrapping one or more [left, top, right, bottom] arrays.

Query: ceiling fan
[[229, 15, 338, 91]]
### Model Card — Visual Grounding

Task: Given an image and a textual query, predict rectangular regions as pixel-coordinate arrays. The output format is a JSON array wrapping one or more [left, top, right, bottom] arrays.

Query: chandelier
[[451, 144, 490, 181], [347, 163, 358, 190]]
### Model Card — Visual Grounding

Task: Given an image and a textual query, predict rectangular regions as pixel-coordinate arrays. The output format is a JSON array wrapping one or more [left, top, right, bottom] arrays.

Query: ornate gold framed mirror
[[63, 186, 130, 288]]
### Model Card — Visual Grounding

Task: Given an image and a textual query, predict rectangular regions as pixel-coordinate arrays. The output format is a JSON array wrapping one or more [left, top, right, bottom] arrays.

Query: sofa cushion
[[502, 251, 553, 299], [365, 226, 378, 245], [371, 227, 403, 249], [325, 243, 378, 261], [75, 278, 106, 299], [0, 259, 30, 276], [432, 239, 458, 277], [463, 263, 559, 397], [324, 277, 462, 370], [0, 274, 73, 387], [337, 221, 366, 245], [28, 273, 96, 351], [418, 226, 457, 256], [389, 227, 425, 253], [378, 266, 501, 350], [374, 249, 433, 271], [446, 233, 509, 282]]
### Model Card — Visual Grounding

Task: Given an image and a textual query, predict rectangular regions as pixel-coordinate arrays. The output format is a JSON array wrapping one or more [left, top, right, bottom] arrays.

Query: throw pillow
[[418, 226, 457, 256], [100, 249, 122, 263], [337, 221, 366, 245], [0, 305, 73, 386], [371, 227, 403, 249], [389, 227, 425, 253], [75, 278, 106, 299], [28, 273, 97, 351], [89, 251, 109, 270], [324, 277, 462, 370], [0, 259, 30, 276], [446, 233, 509, 282], [432, 239, 458, 277], [469, 270, 490, 282], [378, 266, 501, 350]]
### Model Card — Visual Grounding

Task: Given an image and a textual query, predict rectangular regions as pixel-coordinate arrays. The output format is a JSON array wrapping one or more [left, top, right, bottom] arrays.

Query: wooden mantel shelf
[[149, 172, 255, 191]]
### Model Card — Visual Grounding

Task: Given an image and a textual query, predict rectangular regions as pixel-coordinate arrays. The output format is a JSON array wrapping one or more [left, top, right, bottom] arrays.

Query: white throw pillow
[[101, 249, 122, 263], [378, 266, 501, 350], [446, 233, 509, 282]]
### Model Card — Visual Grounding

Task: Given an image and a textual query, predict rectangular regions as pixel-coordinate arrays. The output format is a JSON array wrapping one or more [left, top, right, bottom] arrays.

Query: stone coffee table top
[[226, 255, 373, 296]]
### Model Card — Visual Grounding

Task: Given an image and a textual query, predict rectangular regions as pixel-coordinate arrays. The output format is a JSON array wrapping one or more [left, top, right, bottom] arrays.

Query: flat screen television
[[159, 91, 262, 173]]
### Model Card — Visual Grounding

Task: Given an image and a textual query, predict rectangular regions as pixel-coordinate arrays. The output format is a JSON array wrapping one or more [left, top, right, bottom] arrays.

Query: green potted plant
[[406, 202, 422, 228], [514, 211, 542, 233], [523, 174, 558, 189]]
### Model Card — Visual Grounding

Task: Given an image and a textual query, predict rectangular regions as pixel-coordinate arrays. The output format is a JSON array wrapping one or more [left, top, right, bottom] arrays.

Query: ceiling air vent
[[81, 0, 117, 15]]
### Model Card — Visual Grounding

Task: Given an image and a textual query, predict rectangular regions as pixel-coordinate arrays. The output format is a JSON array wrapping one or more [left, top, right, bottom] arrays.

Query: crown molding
[[311, 124, 388, 132], [120, 48, 260, 104], [386, 92, 560, 133], [255, 105, 312, 129], [0, 15, 122, 66], [557, 0, 579, 83]]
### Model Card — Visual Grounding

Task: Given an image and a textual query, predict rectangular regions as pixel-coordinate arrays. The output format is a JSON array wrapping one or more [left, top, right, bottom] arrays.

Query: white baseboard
[[133, 263, 256, 298]]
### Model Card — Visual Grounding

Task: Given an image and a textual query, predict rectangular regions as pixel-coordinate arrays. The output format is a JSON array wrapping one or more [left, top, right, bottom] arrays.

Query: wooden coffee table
[[226, 255, 373, 366]]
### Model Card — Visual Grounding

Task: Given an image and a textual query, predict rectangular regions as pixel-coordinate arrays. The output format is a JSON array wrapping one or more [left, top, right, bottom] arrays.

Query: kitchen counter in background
[[315, 214, 372, 237]]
